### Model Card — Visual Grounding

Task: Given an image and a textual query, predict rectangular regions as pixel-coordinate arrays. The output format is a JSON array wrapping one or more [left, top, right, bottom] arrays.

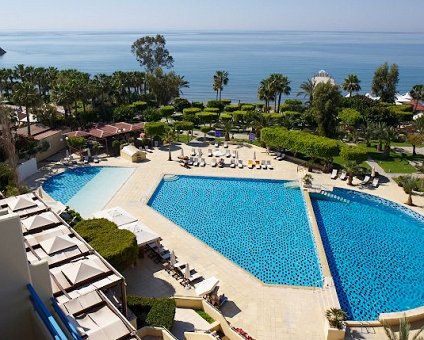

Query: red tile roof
[[64, 122, 144, 139], [16, 124, 63, 140]]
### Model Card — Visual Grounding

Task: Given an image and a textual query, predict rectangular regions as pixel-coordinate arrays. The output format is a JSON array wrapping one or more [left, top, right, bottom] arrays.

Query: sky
[[1, 0, 423, 32]]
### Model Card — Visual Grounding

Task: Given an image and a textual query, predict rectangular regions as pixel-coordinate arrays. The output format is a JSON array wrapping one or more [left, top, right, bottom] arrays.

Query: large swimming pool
[[311, 188, 424, 320], [43, 166, 134, 217], [148, 175, 323, 286]]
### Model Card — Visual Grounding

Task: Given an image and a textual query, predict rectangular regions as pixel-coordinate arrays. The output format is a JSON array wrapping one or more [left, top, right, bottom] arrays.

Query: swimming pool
[[311, 188, 424, 320], [43, 166, 134, 217], [148, 175, 323, 286]]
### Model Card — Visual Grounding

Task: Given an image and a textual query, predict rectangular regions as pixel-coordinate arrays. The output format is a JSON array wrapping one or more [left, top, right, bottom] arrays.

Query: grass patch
[[333, 155, 370, 170], [195, 310, 215, 323]]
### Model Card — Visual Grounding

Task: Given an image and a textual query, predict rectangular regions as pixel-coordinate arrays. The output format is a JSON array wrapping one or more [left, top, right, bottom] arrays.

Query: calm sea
[[0, 30, 423, 102]]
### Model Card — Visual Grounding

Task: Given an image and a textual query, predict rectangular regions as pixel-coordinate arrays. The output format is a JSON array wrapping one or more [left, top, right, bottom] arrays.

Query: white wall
[[18, 158, 38, 182]]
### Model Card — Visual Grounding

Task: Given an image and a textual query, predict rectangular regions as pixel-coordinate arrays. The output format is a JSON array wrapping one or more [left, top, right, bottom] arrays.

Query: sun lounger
[[198, 148, 202, 157], [225, 149, 231, 158], [93, 156, 100, 164], [211, 158, 217, 167], [230, 159, 236, 168], [214, 141, 219, 147], [238, 160, 243, 169], [247, 160, 254, 169], [361, 175, 371, 186], [267, 160, 273, 170], [223, 141, 228, 148], [195, 276, 219, 297], [372, 177, 379, 188], [208, 149, 213, 157], [330, 169, 338, 179], [83, 156, 89, 164], [339, 171, 347, 180], [188, 157, 194, 166], [276, 153, 285, 161], [200, 158, 206, 167], [191, 148, 196, 156], [231, 150, 237, 158], [255, 160, 261, 169], [218, 159, 225, 168], [261, 160, 267, 169], [193, 158, 199, 167]]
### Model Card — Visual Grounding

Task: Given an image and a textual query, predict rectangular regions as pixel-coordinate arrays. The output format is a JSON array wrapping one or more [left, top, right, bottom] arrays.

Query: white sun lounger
[[195, 276, 219, 297], [211, 158, 217, 167], [225, 149, 231, 158], [231, 150, 236, 158], [238, 160, 243, 169], [255, 160, 261, 169], [188, 157, 194, 166], [191, 148, 196, 156], [361, 175, 371, 185], [223, 141, 228, 148], [200, 158, 206, 167], [372, 177, 379, 188], [330, 169, 338, 179], [339, 171, 347, 180], [267, 160, 273, 170], [207, 149, 213, 157], [230, 159, 236, 168], [261, 160, 267, 169], [214, 141, 219, 147], [193, 158, 199, 167]]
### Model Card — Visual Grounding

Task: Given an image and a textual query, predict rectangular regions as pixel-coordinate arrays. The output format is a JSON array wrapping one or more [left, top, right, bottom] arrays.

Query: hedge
[[74, 218, 138, 272], [174, 121, 194, 131], [204, 107, 220, 113], [127, 295, 176, 330], [240, 104, 255, 111], [159, 105, 175, 117], [261, 127, 340, 160], [339, 145, 368, 164], [224, 104, 239, 112], [206, 100, 225, 111], [220, 113, 233, 121], [131, 101, 148, 111], [144, 121, 167, 139], [338, 108, 362, 126]]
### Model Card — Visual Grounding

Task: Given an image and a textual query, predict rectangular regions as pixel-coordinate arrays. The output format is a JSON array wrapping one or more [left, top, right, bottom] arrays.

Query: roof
[[64, 122, 144, 139], [16, 124, 63, 140]]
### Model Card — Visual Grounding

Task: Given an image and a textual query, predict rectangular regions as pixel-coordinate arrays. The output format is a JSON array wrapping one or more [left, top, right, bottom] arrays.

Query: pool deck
[[28, 142, 424, 339]]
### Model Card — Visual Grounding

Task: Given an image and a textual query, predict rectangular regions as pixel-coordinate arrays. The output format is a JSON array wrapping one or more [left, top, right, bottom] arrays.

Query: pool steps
[[283, 181, 300, 189], [163, 174, 180, 182], [318, 190, 351, 203]]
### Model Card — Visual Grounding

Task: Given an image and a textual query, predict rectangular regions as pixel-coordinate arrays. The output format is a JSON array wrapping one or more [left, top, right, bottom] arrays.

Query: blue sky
[[1, 0, 423, 32]]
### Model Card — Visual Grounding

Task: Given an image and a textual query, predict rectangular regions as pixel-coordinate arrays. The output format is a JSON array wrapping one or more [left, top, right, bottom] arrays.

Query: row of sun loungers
[[330, 169, 379, 188], [247, 160, 273, 170], [61, 155, 100, 166]]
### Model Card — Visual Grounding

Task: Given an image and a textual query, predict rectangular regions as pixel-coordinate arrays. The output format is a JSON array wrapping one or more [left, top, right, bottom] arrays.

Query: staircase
[[318, 190, 350, 203], [163, 174, 180, 182]]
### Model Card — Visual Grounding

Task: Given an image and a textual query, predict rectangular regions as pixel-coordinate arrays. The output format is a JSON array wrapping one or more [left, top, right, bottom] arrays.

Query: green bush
[[220, 113, 233, 121], [144, 121, 167, 140], [183, 107, 202, 115], [174, 121, 194, 132], [338, 108, 362, 126], [113, 104, 134, 122], [143, 108, 162, 122], [204, 107, 220, 113], [191, 101, 204, 109], [340, 145, 368, 164], [127, 295, 176, 330], [240, 104, 255, 111], [131, 101, 148, 112], [280, 99, 304, 112], [206, 100, 225, 111], [159, 105, 175, 119], [74, 219, 137, 272], [220, 99, 232, 106], [195, 310, 215, 323], [224, 104, 239, 112], [173, 98, 191, 112], [196, 111, 218, 125], [111, 140, 121, 156]]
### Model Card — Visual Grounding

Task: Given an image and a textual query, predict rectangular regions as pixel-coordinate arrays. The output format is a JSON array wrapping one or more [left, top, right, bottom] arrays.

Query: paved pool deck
[[27, 142, 424, 339]]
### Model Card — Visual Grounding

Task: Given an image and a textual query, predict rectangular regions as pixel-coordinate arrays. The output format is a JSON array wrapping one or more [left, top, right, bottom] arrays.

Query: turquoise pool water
[[148, 175, 323, 286], [311, 189, 424, 320], [43, 166, 134, 217]]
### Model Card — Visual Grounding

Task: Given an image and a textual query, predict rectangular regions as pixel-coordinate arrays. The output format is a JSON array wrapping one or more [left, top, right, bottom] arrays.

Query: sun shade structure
[[9, 196, 37, 211], [22, 212, 57, 231], [62, 259, 105, 285], [40, 235, 77, 255]]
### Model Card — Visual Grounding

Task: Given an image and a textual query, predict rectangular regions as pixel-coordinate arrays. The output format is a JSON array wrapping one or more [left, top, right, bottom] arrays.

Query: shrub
[[240, 104, 255, 111], [280, 99, 304, 112], [143, 108, 162, 122], [174, 121, 194, 132], [206, 100, 225, 111], [183, 107, 202, 115], [340, 145, 368, 164], [220, 99, 232, 106], [111, 140, 121, 156], [144, 121, 167, 140], [173, 98, 191, 112], [74, 218, 137, 272], [159, 105, 175, 119], [224, 104, 239, 112], [191, 101, 204, 109], [127, 295, 176, 330], [220, 113, 233, 121], [204, 107, 220, 113], [338, 108, 362, 126], [196, 111, 218, 125], [113, 104, 134, 122], [195, 310, 214, 323], [131, 101, 148, 112]]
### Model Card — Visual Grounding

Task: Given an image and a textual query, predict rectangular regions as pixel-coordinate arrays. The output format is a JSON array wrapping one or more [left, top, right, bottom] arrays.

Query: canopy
[[9, 196, 37, 211], [195, 276, 219, 296], [22, 213, 56, 231], [62, 260, 104, 285], [40, 235, 77, 254]]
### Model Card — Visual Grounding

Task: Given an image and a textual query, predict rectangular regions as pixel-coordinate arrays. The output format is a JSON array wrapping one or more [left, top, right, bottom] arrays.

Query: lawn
[[360, 143, 421, 174]]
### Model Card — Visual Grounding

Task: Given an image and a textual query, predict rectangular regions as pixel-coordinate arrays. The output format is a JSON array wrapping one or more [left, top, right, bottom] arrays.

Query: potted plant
[[303, 173, 313, 188], [324, 308, 347, 340]]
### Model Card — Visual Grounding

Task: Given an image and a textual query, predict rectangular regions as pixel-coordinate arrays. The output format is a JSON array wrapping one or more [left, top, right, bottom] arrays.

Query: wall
[[0, 214, 37, 339], [17, 157, 38, 182], [36, 131, 66, 162]]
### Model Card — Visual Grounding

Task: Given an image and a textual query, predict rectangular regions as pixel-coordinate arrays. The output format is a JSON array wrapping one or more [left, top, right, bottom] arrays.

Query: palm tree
[[344, 161, 359, 186], [360, 123, 375, 147], [401, 176, 420, 206], [163, 127, 176, 161], [12, 81, 41, 136], [381, 125, 398, 158], [297, 79, 315, 106], [410, 84, 424, 113], [213, 71, 229, 101], [258, 78, 274, 113], [269, 73, 291, 112], [342, 74, 361, 97], [222, 119, 233, 141], [383, 316, 424, 340]]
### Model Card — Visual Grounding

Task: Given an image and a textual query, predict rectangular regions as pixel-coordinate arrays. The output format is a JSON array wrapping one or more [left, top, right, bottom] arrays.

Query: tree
[[200, 126, 211, 142], [147, 68, 189, 106], [258, 78, 274, 113], [342, 74, 361, 97], [12, 81, 41, 136], [160, 105, 175, 122], [144, 121, 167, 140], [410, 84, 424, 113], [360, 123, 375, 147], [383, 317, 424, 340], [381, 125, 398, 158], [407, 133, 424, 156], [371, 63, 399, 103], [131, 35, 174, 74], [213, 71, 229, 101], [174, 121, 194, 142], [402, 176, 420, 206], [163, 127, 176, 161], [0, 105, 18, 188], [343, 161, 360, 186], [297, 79, 315, 106], [311, 82, 341, 137], [269, 73, 291, 113], [67, 136, 86, 154]]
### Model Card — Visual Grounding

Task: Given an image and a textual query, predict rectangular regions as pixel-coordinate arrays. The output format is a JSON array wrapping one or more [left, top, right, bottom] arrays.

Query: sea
[[0, 30, 423, 103]]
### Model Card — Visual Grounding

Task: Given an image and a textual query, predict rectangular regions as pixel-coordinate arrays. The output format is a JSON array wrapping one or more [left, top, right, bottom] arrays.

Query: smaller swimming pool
[[43, 166, 134, 217]]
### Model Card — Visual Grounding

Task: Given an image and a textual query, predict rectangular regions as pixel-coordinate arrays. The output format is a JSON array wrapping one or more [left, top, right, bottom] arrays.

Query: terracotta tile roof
[[65, 122, 144, 139], [16, 124, 63, 140]]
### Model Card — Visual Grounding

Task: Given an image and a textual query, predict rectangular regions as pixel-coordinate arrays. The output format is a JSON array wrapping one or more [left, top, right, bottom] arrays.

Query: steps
[[163, 174, 180, 182], [284, 180, 300, 189], [318, 190, 350, 203]]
